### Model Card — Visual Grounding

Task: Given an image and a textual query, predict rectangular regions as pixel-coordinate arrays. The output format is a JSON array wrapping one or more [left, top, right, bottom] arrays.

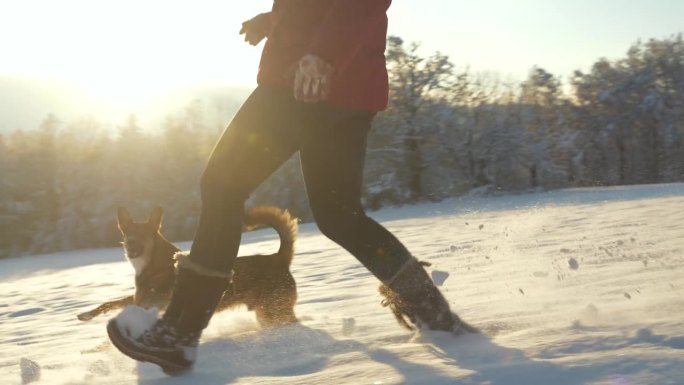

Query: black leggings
[[189, 85, 412, 282]]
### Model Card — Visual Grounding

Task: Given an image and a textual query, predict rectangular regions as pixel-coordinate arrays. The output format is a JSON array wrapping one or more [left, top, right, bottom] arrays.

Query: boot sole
[[107, 319, 192, 376]]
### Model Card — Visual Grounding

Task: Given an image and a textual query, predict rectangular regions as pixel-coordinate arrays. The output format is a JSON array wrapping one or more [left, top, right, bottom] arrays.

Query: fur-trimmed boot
[[107, 252, 231, 375], [379, 259, 478, 334]]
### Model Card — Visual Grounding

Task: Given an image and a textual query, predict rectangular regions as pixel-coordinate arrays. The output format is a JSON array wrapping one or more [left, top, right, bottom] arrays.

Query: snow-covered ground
[[1, 184, 683, 385]]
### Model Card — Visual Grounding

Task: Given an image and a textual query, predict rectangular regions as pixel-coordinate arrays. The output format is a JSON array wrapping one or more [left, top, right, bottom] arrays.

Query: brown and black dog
[[77, 206, 299, 327]]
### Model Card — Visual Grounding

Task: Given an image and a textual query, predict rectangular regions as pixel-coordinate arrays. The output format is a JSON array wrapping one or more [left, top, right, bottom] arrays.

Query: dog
[[77, 205, 299, 327]]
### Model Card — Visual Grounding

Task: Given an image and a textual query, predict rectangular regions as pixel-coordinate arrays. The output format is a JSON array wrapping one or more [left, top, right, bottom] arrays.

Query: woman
[[108, 0, 475, 374]]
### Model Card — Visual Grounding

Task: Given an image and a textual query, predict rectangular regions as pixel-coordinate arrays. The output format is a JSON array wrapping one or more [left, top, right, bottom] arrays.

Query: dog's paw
[[77, 312, 94, 321]]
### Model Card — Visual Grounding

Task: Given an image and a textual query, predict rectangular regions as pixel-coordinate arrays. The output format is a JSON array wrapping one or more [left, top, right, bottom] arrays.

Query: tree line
[[1, 34, 683, 258]]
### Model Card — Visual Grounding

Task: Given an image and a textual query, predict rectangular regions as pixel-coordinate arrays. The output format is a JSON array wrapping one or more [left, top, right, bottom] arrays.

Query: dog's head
[[117, 207, 162, 276]]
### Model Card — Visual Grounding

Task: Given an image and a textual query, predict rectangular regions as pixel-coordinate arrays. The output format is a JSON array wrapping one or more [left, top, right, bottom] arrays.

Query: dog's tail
[[244, 206, 298, 265]]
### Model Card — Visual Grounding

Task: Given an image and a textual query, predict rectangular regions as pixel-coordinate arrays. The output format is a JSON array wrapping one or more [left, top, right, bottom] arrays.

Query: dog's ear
[[117, 207, 132, 230], [149, 206, 163, 231]]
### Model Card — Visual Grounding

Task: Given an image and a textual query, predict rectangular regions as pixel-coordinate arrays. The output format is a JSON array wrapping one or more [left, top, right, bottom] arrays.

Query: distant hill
[[0, 76, 252, 134], [0, 76, 80, 133]]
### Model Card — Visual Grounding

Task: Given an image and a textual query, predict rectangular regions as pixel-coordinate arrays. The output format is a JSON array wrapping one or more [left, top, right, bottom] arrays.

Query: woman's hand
[[239, 12, 271, 46], [294, 54, 334, 103]]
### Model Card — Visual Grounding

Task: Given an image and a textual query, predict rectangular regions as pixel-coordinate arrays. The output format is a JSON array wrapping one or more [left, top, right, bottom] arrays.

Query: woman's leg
[[159, 85, 301, 338], [298, 104, 476, 333], [298, 104, 413, 282], [189, 85, 300, 273]]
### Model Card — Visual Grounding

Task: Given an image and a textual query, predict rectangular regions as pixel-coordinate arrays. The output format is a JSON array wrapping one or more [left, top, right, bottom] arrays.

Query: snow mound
[[342, 317, 356, 336], [114, 305, 159, 339], [431, 270, 450, 286]]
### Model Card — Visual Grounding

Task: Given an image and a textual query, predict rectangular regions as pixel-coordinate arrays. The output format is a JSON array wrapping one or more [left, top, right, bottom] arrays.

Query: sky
[[0, 0, 683, 130]]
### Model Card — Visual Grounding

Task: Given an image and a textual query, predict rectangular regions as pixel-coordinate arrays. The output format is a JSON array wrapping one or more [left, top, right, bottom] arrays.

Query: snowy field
[[1, 184, 683, 385]]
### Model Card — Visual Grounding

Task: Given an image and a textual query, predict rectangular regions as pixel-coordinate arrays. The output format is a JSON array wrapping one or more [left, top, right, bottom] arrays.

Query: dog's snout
[[125, 237, 143, 257]]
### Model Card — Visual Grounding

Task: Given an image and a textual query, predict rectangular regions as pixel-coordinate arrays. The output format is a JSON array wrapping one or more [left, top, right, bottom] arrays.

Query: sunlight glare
[[0, 0, 271, 111]]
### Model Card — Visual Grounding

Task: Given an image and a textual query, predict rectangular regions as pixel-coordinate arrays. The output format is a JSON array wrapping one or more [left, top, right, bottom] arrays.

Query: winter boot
[[107, 253, 231, 375], [380, 259, 478, 334]]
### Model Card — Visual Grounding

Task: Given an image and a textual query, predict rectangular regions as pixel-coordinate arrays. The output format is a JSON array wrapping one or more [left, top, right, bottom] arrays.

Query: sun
[[1, 0, 270, 117]]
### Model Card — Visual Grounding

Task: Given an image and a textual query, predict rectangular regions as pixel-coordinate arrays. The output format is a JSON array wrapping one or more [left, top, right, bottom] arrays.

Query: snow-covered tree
[[2, 35, 684, 257]]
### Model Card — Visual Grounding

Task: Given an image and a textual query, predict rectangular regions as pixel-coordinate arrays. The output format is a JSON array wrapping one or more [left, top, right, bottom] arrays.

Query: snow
[[1, 183, 684, 384], [114, 306, 159, 340]]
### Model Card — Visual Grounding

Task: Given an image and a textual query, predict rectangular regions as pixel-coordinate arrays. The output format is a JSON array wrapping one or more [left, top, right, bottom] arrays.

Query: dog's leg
[[254, 295, 298, 328], [256, 307, 298, 328], [77, 295, 134, 321]]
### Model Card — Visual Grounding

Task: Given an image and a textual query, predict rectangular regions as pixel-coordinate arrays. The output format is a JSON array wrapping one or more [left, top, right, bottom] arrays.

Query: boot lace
[[139, 320, 197, 349]]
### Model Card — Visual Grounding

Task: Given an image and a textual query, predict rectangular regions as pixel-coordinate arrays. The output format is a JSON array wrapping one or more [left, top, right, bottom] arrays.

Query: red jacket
[[257, 0, 391, 112]]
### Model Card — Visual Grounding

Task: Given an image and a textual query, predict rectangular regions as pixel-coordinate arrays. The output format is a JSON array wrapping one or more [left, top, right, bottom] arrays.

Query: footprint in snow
[[20, 358, 41, 384]]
